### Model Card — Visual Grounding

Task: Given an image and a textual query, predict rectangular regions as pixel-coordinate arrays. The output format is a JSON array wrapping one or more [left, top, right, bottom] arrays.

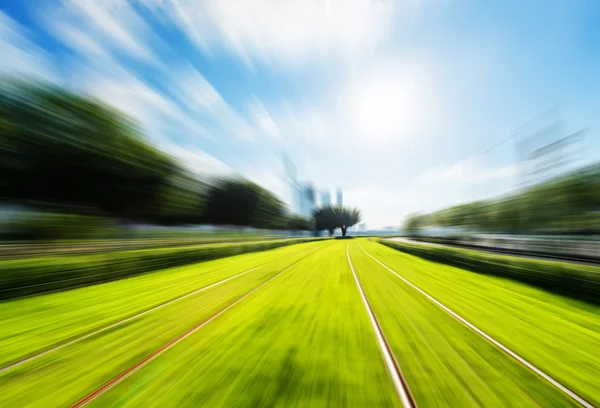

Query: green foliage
[[0, 80, 179, 221], [0, 237, 324, 299], [403, 213, 424, 236], [144, 171, 206, 225], [314, 206, 338, 235], [336, 206, 362, 237], [285, 215, 312, 231], [204, 179, 286, 229], [413, 164, 600, 234], [314, 205, 362, 237], [379, 239, 600, 302]]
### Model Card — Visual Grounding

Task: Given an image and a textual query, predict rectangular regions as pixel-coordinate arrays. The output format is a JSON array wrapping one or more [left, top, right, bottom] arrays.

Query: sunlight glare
[[353, 75, 422, 142]]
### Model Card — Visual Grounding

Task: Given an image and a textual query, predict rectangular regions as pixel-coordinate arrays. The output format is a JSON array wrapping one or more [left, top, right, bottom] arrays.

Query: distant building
[[336, 188, 343, 207], [298, 184, 316, 219], [320, 190, 331, 208]]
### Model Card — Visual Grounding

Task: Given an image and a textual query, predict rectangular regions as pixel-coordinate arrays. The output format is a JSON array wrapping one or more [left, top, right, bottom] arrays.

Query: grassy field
[[87, 241, 399, 407], [0, 241, 324, 364], [0, 239, 598, 407], [359, 240, 600, 405], [0, 242, 324, 406], [350, 243, 577, 407]]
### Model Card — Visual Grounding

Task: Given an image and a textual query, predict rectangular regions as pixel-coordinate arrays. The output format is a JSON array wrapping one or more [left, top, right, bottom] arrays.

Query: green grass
[[0, 243, 324, 406], [349, 242, 576, 407], [0, 241, 323, 368], [87, 241, 399, 407], [359, 240, 600, 405], [1, 239, 597, 407]]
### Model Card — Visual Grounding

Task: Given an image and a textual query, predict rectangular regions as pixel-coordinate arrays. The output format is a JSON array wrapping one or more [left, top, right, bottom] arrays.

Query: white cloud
[[66, 0, 158, 63], [277, 101, 330, 143], [0, 12, 55, 79], [170, 65, 225, 114], [50, 23, 109, 58], [416, 155, 519, 184], [345, 186, 411, 229], [0, 11, 29, 42], [163, 0, 399, 68], [246, 97, 281, 141], [163, 144, 233, 176], [245, 168, 288, 201], [344, 155, 521, 228], [82, 68, 213, 144], [82, 64, 233, 179], [39, 6, 216, 145], [169, 64, 258, 141]]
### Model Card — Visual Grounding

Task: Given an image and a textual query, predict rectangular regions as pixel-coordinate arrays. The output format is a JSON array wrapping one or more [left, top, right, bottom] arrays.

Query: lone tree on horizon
[[314, 205, 362, 237], [336, 206, 362, 237]]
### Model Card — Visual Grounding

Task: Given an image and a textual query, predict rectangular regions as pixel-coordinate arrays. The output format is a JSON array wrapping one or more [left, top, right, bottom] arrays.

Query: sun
[[352, 75, 423, 142]]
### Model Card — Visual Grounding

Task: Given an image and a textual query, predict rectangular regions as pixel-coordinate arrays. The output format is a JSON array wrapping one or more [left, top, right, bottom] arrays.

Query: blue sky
[[2, 0, 599, 228]]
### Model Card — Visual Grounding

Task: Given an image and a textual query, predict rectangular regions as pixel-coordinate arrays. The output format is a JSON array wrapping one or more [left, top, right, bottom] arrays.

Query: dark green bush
[[379, 239, 600, 303], [0, 238, 323, 299]]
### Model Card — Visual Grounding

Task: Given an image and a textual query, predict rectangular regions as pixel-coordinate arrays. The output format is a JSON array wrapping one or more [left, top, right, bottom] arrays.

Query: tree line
[[0, 79, 362, 236], [404, 163, 600, 235]]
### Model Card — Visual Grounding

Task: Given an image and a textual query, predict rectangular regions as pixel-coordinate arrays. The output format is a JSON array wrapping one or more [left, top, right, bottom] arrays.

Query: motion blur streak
[[0, 1, 599, 407]]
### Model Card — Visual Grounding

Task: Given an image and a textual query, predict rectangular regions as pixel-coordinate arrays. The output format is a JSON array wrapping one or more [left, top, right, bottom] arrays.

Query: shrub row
[[413, 236, 600, 263], [0, 235, 282, 260], [378, 239, 600, 303], [0, 238, 323, 300]]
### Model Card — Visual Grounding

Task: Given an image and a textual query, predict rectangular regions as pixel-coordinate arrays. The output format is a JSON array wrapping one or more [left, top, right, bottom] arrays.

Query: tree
[[145, 170, 206, 225], [286, 215, 311, 234], [313, 205, 362, 237], [0, 79, 178, 221], [314, 206, 337, 236], [404, 213, 424, 236], [251, 186, 287, 229], [334, 206, 362, 237], [204, 178, 285, 229], [403, 163, 600, 235]]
